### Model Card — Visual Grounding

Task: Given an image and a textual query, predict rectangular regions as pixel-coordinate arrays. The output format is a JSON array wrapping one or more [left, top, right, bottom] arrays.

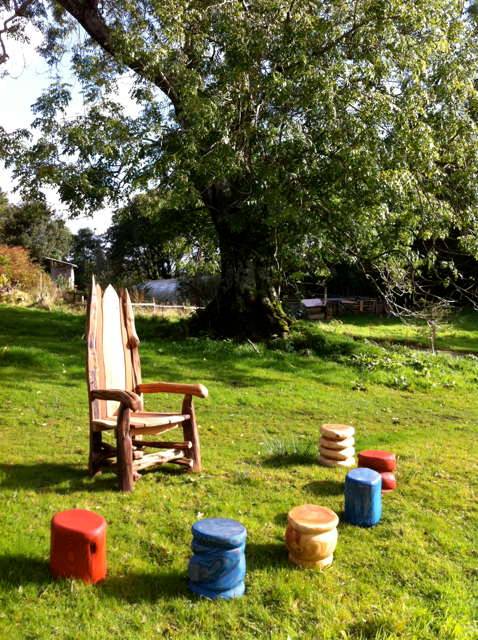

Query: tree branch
[[55, 1, 180, 107], [0, 0, 36, 64]]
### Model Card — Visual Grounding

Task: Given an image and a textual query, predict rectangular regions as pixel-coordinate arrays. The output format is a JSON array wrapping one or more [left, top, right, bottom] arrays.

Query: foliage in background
[[107, 193, 218, 287], [0, 192, 71, 262], [0, 245, 45, 290], [0, 244, 55, 304], [2, 2, 478, 336], [69, 227, 109, 291]]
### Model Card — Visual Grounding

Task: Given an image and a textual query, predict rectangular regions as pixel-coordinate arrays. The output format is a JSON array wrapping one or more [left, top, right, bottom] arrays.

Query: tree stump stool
[[319, 424, 356, 468], [285, 504, 339, 569], [188, 518, 247, 599], [50, 509, 107, 584], [358, 449, 397, 493], [344, 468, 382, 527]]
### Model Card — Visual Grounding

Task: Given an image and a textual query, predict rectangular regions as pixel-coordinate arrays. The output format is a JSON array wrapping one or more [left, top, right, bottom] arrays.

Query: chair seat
[[92, 411, 190, 431]]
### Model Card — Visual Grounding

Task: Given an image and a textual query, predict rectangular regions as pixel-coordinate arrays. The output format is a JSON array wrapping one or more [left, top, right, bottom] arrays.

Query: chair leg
[[182, 394, 202, 472], [88, 431, 103, 476], [116, 407, 134, 491]]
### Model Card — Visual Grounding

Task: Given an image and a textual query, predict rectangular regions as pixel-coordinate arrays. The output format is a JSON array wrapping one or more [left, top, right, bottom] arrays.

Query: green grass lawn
[[314, 311, 478, 354], [0, 305, 477, 640]]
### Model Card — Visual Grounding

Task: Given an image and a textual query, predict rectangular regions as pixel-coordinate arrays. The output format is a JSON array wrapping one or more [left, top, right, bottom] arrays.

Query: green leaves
[[1, 0, 478, 313]]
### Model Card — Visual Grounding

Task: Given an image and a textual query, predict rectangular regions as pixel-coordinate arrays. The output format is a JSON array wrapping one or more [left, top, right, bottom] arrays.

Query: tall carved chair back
[[86, 277, 207, 491], [87, 279, 142, 422]]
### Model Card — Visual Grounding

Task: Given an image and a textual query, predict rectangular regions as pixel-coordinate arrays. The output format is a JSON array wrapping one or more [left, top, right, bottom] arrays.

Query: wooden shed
[[302, 296, 384, 320], [45, 257, 77, 289]]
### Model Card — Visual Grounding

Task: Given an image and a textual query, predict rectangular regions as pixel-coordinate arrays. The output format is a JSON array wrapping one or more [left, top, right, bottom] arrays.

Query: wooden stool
[[188, 518, 247, 599], [345, 468, 382, 527], [319, 424, 356, 468], [50, 509, 107, 583], [358, 450, 397, 493], [285, 504, 339, 569]]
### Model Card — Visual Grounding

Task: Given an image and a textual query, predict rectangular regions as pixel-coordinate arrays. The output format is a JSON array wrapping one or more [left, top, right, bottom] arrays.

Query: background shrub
[[0, 245, 55, 304]]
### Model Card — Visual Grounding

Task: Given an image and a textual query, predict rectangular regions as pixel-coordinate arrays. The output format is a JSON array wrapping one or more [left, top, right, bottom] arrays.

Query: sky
[[0, 25, 133, 235]]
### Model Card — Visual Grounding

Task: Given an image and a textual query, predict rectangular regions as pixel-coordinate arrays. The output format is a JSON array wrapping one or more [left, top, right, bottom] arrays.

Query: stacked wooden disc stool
[[285, 504, 339, 569], [344, 468, 382, 527], [50, 509, 107, 583], [319, 423, 356, 468], [188, 518, 247, 599], [358, 449, 397, 492]]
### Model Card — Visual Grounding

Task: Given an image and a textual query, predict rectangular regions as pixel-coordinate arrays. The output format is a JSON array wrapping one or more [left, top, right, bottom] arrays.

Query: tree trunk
[[193, 185, 290, 339]]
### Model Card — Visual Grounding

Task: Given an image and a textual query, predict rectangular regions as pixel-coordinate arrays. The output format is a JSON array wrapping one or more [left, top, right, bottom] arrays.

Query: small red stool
[[381, 471, 397, 493], [358, 450, 397, 493], [50, 509, 107, 584]]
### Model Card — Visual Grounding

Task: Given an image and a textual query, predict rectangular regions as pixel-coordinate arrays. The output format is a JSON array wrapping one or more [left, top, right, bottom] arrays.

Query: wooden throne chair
[[86, 277, 208, 491]]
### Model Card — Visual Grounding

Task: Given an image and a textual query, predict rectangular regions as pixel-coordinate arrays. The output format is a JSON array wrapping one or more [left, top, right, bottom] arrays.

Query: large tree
[[1, 1, 478, 336]]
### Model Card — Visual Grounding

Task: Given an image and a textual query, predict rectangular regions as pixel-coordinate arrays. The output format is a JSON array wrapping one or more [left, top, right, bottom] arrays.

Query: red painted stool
[[381, 471, 397, 493], [358, 450, 397, 493], [50, 509, 107, 583]]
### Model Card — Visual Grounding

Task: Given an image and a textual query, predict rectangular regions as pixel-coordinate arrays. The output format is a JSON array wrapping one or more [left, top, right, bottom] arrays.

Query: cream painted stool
[[285, 504, 339, 569], [319, 424, 356, 467]]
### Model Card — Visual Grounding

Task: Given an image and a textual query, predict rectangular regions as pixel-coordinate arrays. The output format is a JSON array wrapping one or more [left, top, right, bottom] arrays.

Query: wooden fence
[[131, 302, 203, 313]]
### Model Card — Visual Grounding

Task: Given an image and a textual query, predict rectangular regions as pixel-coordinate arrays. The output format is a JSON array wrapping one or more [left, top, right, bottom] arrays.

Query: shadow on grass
[[0, 555, 50, 587], [273, 512, 288, 526], [303, 479, 344, 497], [0, 462, 193, 493], [100, 544, 289, 602], [99, 571, 189, 602], [247, 542, 288, 571], [346, 618, 395, 639], [0, 554, 188, 601], [0, 463, 118, 494], [262, 452, 317, 468]]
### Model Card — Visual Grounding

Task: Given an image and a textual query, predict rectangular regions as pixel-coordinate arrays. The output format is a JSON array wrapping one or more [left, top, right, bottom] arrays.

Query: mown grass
[[311, 311, 478, 354], [0, 305, 477, 640]]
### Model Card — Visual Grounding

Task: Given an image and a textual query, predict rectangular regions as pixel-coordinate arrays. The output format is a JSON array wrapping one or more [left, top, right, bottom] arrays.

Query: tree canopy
[[1, 1, 478, 336]]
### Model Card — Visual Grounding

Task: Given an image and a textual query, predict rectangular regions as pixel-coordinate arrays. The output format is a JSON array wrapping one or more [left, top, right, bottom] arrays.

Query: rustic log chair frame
[[86, 277, 207, 491]]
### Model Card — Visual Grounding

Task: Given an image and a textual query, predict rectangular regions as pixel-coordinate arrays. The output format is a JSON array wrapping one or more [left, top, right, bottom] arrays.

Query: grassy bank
[[0, 306, 477, 639], [313, 311, 478, 354]]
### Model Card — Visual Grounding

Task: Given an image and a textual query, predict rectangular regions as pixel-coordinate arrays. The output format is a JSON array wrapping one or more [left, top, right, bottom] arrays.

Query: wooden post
[[182, 394, 202, 472], [116, 406, 134, 491]]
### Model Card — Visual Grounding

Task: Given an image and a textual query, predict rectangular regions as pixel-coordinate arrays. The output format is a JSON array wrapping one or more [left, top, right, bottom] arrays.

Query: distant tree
[[107, 193, 218, 285], [70, 227, 108, 291], [0, 198, 71, 262], [0, 190, 8, 216]]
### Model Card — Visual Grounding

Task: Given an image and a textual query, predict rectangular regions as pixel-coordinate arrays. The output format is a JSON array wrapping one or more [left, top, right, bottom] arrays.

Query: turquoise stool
[[345, 467, 382, 526], [188, 518, 246, 599]]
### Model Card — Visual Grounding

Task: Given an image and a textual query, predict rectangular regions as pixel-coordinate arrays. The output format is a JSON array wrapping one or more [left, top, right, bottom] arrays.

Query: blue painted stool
[[188, 518, 247, 599], [345, 468, 382, 527]]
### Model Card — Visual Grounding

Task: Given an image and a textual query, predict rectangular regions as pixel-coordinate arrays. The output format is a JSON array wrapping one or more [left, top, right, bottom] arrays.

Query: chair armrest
[[136, 382, 208, 399], [91, 389, 142, 411]]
